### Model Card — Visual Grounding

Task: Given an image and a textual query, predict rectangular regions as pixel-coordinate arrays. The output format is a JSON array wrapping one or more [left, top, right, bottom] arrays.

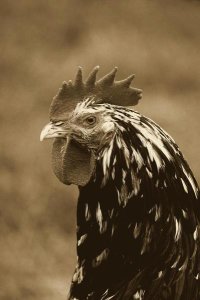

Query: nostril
[[55, 121, 64, 126]]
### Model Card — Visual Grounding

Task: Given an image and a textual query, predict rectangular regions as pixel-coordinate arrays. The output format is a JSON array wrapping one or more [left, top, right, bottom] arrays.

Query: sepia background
[[0, 0, 200, 299]]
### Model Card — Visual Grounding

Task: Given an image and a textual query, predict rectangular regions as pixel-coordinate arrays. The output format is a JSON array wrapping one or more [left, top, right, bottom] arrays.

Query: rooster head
[[40, 66, 142, 186]]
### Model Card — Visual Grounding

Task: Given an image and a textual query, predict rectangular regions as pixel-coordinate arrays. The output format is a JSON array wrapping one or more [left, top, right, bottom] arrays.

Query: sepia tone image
[[1, 1, 200, 299]]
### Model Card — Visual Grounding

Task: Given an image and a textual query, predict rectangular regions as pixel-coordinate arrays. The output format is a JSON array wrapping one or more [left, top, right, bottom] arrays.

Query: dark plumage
[[40, 67, 200, 300]]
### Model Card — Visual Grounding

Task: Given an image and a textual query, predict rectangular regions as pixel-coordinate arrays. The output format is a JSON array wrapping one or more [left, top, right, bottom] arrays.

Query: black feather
[[68, 106, 200, 300]]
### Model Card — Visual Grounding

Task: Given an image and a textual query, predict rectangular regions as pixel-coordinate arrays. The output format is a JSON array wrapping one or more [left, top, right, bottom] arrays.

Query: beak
[[40, 122, 68, 141]]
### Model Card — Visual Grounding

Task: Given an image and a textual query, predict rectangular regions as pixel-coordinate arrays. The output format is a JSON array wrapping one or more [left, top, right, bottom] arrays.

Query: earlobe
[[52, 137, 96, 186]]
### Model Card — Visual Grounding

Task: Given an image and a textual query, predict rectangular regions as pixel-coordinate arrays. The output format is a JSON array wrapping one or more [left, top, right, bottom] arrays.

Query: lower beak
[[40, 122, 68, 141]]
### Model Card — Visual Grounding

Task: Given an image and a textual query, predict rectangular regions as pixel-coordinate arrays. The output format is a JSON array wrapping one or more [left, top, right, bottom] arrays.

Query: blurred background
[[0, 0, 200, 299]]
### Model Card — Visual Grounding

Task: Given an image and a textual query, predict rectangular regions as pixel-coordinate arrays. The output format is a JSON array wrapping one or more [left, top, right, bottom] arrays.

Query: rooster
[[40, 67, 200, 300]]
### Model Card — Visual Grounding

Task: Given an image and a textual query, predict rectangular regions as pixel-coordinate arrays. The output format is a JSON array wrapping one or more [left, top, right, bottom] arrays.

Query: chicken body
[[67, 106, 200, 300]]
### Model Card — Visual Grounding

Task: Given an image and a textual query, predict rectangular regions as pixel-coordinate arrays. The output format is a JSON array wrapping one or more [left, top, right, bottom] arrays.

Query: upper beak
[[40, 122, 68, 141]]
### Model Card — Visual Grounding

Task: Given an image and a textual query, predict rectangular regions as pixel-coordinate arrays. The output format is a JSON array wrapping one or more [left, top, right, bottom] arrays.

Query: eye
[[85, 116, 96, 125]]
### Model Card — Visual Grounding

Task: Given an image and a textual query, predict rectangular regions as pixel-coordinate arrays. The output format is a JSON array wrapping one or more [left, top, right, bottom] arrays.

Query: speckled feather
[[68, 105, 200, 300]]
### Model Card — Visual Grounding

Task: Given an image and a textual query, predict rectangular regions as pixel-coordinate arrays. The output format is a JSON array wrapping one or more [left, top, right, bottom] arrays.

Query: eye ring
[[85, 116, 96, 125]]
